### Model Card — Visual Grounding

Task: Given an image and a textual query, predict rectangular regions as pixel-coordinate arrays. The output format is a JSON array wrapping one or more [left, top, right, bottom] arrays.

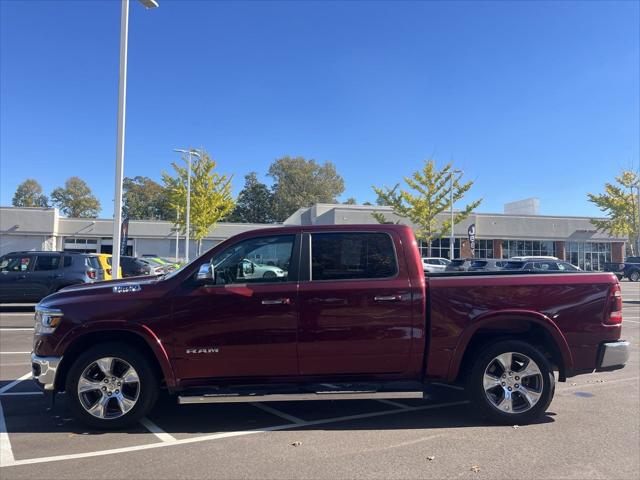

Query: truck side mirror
[[196, 263, 214, 283]]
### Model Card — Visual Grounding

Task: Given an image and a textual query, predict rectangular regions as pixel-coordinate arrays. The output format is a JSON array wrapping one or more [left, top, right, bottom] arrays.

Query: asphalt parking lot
[[0, 283, 638, 479]]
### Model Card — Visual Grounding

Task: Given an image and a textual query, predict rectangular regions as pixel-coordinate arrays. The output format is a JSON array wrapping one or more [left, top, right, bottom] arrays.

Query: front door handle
[[262, 298, 292, 305], [374, 295, 402, 302]]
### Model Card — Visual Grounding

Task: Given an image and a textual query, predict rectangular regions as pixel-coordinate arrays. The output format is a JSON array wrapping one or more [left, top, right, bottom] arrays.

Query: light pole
[[111, 0, 158, 279], [173, 148, 202, 263], [449, 169, 462, 260]]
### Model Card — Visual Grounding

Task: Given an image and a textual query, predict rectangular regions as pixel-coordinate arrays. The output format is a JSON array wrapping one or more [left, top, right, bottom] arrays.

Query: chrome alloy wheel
[[77, 357, 140, 420], [483, 352, 544, 414]]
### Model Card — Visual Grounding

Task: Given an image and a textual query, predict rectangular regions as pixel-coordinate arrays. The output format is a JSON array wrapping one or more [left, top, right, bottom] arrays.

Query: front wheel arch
[[56, 331, 165, 393]]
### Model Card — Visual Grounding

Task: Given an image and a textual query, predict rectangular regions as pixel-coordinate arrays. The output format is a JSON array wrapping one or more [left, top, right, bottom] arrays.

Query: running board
[[178, 390, 425, 405]]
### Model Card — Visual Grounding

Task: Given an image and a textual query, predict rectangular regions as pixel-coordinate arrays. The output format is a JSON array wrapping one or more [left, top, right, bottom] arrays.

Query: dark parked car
[[502, 260, 581, 272], [0, 251, 101, 303], [604, 257, 640, 282], [444, 259, 473, 271], [120, 256, 165, 278], [467, 259, 507, 272]]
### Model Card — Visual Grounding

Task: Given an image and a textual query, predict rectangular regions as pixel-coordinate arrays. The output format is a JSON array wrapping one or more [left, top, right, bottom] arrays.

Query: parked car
[[31, 224, 628, 430], [238, 258, 286, 279], [445, 258, 473, 271], [422, 257, 450, 273], [119, 256, 164, 277], [604, 257, 640, 282], [467, 259, 507, 272], [502, 260, 581, 272], [90, 254, 121, 281], [510, 256, 559, 261], [0, 251, 101, 303], [141, 255, 181, 271]]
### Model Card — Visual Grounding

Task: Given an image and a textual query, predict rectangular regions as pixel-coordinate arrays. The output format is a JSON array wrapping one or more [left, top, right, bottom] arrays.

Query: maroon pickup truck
[[31, 225, 628, 429]]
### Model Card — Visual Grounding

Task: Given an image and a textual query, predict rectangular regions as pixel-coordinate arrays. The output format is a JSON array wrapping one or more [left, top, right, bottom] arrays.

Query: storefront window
[[501, 240, 556, 259], [419, 238, 461, 259], [565, 242, 611, 271]]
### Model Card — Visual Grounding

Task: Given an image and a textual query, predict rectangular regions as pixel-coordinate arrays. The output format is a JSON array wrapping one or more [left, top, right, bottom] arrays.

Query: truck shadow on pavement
[[1, 386, 554, 439]]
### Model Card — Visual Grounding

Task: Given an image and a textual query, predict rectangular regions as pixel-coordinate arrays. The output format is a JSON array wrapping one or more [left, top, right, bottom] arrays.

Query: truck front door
[[298, 231, 414, 376], [172, 234, 300, 381]]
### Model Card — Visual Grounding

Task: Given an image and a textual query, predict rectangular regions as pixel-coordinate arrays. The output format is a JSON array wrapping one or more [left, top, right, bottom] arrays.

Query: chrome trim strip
[[599, 341, 629, 369], [31, 354, 63, 391], [178, 390, 424, 404]]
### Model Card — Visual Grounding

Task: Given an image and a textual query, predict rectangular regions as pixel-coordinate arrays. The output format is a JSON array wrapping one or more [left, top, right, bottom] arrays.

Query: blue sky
[[1, 0, 638, 218]]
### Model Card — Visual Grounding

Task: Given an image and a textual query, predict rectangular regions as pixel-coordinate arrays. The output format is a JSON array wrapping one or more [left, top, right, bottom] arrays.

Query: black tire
[[628, 270, 640, 282], [65, 342, 158, 430], [467, 340, 555, 425], [263, 271, 276, 278]]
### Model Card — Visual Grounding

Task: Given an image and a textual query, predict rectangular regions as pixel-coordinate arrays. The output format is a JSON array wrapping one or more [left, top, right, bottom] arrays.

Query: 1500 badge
[[186, 347, 219, 354]]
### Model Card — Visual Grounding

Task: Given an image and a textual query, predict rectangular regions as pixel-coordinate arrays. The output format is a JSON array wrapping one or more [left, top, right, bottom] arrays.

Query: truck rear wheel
[[629, 270, 640, 282], [467, 340, 555, 425], [65, 342, 158, 430]]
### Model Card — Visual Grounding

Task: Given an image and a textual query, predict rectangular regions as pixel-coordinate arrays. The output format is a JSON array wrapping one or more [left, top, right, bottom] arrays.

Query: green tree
[[123, 176, 173, 220], [588, 170, 640, 255], [162, 149, 235, 255], [12, 179, 49, 207], [343, 197, 357, 205], [372, 159, 482, 256], [50, 177, 101, 218], [227, 172, 275, 223], [268, 156, 345, 221]]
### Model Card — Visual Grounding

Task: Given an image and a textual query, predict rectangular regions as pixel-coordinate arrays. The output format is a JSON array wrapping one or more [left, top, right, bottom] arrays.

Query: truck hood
[[40, 276, 163, 305]]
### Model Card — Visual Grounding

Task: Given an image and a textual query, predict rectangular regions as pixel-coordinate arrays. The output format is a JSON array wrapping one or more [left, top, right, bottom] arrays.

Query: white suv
[[422, 257, 451, 273]]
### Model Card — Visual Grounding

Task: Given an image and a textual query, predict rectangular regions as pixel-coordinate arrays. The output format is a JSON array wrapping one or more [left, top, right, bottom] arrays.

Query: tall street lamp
[[173, 148, 202, 263], [111, 0, 159, 279], [449, 169, 462, 260]]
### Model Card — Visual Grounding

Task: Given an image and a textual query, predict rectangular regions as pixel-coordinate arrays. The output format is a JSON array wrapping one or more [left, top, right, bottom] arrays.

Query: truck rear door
[[297, 231, 413, 375]]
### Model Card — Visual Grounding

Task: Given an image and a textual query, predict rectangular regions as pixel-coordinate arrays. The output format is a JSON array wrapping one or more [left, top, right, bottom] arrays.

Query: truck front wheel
[[65, 342, 158, 430], [468, 340, 555, 425]]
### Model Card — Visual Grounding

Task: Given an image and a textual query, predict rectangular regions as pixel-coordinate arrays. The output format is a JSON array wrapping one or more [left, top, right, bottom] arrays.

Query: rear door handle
[[374, 295, 402, 302], [262, 298, 292, 305]]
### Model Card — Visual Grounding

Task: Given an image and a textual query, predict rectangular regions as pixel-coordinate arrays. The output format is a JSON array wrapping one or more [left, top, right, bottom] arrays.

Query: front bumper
[[596, 341, 629, 371], [31, 353, 62, 391]]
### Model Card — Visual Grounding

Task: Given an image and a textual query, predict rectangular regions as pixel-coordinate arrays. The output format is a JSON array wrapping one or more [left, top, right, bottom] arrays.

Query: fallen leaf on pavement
[[470, 465, 481, 473], [512, 425, 519, 429], [427, 456, 435, 461], [290, 441, 302, 447]]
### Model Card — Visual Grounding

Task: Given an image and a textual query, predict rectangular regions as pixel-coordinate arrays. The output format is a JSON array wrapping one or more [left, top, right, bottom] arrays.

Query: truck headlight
[[35, 307, 63, 335]]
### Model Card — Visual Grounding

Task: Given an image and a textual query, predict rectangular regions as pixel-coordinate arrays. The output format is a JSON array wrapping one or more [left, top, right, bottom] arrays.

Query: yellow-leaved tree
[[162, 149, 235, 256], [588, 170, 640, 255], [372, 159, 482, 257]]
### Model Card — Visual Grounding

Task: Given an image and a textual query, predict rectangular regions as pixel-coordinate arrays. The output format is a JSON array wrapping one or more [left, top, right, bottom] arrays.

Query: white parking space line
[[139, 417, 177, 443], [0, 373, 31, 395], [0, 400, 15, 467], [0, 313, 34, 317], [250, 402, 305, 423], [0, 352, 31, 355], [376, 399, 411, 409], [0, 328, 33, 332], [623, 320, 640, 324], [0, 400, 469, 468]]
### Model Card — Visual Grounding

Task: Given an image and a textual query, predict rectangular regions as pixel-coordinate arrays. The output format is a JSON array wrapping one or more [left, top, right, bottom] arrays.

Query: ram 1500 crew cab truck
[[31, 225, 629, 429]]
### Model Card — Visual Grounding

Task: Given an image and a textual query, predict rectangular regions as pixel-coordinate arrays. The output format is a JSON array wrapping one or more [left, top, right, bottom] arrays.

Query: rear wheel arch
[[450, 314, 571, 383], [56, 330, 167, 393]]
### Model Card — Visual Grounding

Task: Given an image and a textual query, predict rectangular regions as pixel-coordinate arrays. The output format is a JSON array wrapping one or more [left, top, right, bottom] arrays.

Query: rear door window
[[0, 256, 33, 272], [311, 232, 397, 281], [34, 255, 61, 271]]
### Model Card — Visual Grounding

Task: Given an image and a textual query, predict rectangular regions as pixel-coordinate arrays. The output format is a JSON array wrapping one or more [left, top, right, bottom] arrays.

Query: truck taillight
[[605, 284, 623, 325], [88, 270, 96, 280]]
